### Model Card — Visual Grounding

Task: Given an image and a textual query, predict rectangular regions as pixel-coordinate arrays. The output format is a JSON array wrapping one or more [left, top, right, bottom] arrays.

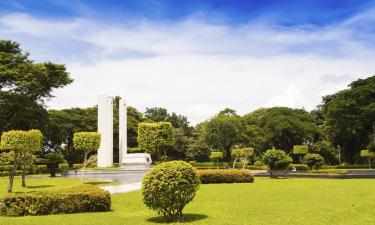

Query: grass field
[[1, 177, 375, 225]]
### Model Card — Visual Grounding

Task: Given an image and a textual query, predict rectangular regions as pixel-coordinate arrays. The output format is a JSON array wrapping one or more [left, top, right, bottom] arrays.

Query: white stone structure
[[118, 98, 127, 164], [98, 95, 151, 168], [97, 95, 113, 167]]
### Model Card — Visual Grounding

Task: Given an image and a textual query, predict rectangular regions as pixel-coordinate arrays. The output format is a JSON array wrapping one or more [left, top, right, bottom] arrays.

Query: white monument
[[97, 95, 113, 167], [98, 95, 151, 167]]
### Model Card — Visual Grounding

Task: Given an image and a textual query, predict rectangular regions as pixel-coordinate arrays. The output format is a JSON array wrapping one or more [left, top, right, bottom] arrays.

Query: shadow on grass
[[84, 181, 113, 186], [147, 213, 208, 224]]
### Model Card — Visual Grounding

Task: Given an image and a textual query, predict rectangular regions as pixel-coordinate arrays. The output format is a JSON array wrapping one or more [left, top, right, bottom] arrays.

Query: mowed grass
[[0, 176, 115, 194], [1, 178, 375, 225]]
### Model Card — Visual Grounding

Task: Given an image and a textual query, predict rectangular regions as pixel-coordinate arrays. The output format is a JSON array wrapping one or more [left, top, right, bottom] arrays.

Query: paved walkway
[[101, 182, 142, 194]]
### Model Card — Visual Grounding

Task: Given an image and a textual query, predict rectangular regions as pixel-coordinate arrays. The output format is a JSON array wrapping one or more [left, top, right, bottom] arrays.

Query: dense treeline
[[1, 40, 374, 165]]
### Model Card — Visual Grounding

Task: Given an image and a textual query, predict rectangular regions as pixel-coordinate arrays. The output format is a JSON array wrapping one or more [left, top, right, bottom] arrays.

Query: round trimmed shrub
[[142, 161, 200, 221], [304, 153, 324, 169], [262, 149, 292, 178]]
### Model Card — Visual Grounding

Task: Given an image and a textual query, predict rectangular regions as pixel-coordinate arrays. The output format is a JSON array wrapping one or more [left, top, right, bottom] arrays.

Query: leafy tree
[[41, 152, 65, 177], [210, 151, 224, 169], [0, 40, 73, 133], [204, 109, 244, 160], [360, 150, 375, 169], [262, 149, 292, 178], [292, 145, 308, 163], [185, 123, 210, 162], [138, 122, 175, 161], [45, 107, 97, 165], [310, 140, 338, 165], [258, 107, 320, 153], [0, 129, 43, 192], [73, 132, 101, 183], [322, 75, 375, 163], [304, 153, 324, 170], [231, 147, 254, 169]]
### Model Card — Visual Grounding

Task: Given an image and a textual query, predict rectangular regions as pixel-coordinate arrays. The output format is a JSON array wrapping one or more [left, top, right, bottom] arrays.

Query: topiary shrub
[[0, 185, 111, 216], [210, 151, 224, 169], [367, 143, 375, 152], [198, 169, 254, 184], [142, 161, 200, 221], [262, 149, 292, 178], [304, 153, 324, 170], [254, 160, 264, 166]]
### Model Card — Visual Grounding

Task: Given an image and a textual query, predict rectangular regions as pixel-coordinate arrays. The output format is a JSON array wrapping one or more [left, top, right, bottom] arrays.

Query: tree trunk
[[242, 157, 248, 169], [81, 151, 88, 184], [8, 152, 19, 193], [232, 158, 237, 169], [368, 158, 372, 169], [21, 163, 26, 187]]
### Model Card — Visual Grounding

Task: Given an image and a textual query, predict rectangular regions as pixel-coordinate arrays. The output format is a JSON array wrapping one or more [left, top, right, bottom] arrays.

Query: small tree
[[262, 149, 292, 178], [0, 130, 43, 192], [231, 147, 254, 169], [42, 152, 65, 177], [142, 161, 200, 221], [292, 145, 308, 163], [73, 132, 100, 183], [137, 122, 175, 161], [304, 153, 324, 170], [240, 147, 254, 169], [360, 150, 375, 169], [210, 151, 223, 169]]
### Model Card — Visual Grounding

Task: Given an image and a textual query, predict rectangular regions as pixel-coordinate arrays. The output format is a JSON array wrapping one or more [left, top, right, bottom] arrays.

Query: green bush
[[254, 160, 264, 166], [58, 164, 69, 171], [210, 151, 224, 168], [246, 165, 268, 170], [35, 165, 48, 174], [198, 169, 254, 184], [0, 185, 111, 216], [73, 164, 83, 170], [304, 153, 324, 170], [142, 161, 200, 221], [335, 164, 369, 169], [262, 149, 292, 178], [113, 163, 120, 167]]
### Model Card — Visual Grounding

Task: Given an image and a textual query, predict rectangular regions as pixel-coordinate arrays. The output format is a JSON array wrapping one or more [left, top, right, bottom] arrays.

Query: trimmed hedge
[[197, 169, 254, 184], [0, 185, 111, 216]]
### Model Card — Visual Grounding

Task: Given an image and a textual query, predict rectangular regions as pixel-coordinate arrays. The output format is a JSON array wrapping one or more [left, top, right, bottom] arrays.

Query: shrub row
[[197, 169, 254, 184], [0, 185, 111, 216]]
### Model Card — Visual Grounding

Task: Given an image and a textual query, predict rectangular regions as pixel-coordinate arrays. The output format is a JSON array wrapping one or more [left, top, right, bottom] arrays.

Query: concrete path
[[101, 182, 142, 194]]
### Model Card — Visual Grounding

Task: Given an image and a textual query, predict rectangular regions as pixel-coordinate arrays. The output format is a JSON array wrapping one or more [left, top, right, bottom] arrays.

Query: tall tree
[[322, 75, 375, 163], [204, 108, 244, 160], [0, 40, 73, 133]]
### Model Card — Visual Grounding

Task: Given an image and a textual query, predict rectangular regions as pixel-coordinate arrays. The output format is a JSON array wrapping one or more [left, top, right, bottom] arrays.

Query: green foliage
[[42, 152, 65, 177], [360, 150, 375, 158], [210, 151, 223, 162], [292, 145, 308, 155], [367, 143, 375, 152], [73, 132, 100, 153], [0, 40, 73, 134], [85, 154, 97, 168], [322, 75, 375, 163], [0, 130, 43, 152], [204, 109, 244, 160], [262, 149, 292, 177], [197, 169, 254, 184], [142, 161, 200, 220], [58, 164, 69, 171], [289, 164, 309, 171], [137, 122, 175, 160], [72, 164, 83, 170], [0, 185, 111, 216], [127, 147, 144, 153], [254, 160, 264, 166], [304, 153, 325, 170]]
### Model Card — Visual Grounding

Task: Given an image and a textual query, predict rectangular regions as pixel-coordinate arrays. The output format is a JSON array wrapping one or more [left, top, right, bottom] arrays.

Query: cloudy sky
[[1, 0, 375, 124]]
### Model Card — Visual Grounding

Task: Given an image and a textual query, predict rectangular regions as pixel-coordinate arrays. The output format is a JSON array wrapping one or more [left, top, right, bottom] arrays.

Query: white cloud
[[1, 10, 375, 124]]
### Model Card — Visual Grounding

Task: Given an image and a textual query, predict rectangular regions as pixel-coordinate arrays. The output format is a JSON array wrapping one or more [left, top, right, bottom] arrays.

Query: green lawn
[[1, 178, 375, 225], [0, 177, 115, 194]]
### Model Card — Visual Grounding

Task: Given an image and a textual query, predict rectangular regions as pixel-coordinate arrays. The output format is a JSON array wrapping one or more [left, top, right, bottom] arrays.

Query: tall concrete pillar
[[119, 98, 127, 164], [97, 95, 113, 167]]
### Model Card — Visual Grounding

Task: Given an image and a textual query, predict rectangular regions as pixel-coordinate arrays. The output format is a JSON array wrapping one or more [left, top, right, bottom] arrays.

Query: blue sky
[[1, 0, 375, 123]]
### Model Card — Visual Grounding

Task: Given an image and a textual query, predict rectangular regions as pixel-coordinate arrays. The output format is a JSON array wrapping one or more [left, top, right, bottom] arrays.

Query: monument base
[[122, 153, 152, 166]]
